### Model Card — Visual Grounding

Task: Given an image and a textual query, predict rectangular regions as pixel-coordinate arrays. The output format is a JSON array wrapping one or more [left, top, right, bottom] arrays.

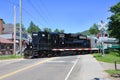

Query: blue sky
[[0, 0, 119, 33]]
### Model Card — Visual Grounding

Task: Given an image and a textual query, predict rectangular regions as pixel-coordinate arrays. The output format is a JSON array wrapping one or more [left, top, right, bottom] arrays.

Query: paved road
[[0, 55, 81, 80]]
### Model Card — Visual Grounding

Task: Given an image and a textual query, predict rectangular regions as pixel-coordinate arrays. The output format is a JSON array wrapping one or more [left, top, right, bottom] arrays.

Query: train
[[24, 31, 98, 58]]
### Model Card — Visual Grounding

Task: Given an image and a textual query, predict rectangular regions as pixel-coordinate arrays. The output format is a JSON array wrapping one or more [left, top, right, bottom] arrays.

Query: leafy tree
[[89, 23, 99, 36], [108, 2, 120, 43], [36, 25, 41, 32], [27, 21, 41, 34], [43, 27, 51, 32], [79, 30, 90, 35], [60, 29, 64, 33], [54, 28, 65, 33], [54, 28, 59, 33], [80, 23, 99, 36]]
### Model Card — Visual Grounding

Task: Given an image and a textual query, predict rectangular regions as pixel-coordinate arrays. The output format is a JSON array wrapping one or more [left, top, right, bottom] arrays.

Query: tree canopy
[[27, 21, 41, 34], [89, 23, 99, 35], [43, 27, 52, 32], [60, 29, 64, 33], [108, 2, 120, 43], [54, 28, 59, 33], [54, 28, 64, 33]]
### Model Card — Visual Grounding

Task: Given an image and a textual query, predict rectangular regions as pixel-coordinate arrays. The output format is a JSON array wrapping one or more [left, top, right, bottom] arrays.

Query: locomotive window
[[71, 34, 77, 37], [32, 36, 39, 44], [59, 34, 65, 37], [48, 34, 50, 39], [79, 36, 87, 39]]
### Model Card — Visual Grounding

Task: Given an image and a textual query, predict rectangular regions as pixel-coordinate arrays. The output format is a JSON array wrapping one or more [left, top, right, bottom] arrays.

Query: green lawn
[[93, 51, 120, 64], [0, 54, 23, 60], [94, 51, 120, 76], [106, 70, 120, 75]]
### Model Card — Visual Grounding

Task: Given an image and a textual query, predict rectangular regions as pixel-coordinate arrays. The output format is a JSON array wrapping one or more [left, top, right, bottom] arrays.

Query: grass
[[106, 70, 120, 75], [93, 50, 120, 64], [94, 50, 120, 76], [0, 54, 23, 60]]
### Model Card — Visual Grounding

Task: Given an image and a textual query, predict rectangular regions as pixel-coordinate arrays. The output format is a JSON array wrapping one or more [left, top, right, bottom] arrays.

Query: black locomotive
[[24, 31, 95, 58]]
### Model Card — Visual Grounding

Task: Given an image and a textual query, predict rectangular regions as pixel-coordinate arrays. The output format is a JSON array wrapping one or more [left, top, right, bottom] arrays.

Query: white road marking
[[64, 55, 80, 80]]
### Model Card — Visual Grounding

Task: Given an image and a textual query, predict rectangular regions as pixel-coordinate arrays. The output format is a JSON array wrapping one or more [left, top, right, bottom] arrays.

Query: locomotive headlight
[[42, 34, 45, 37], [33, 33, 38, 36], [30, 46, 32, 48]]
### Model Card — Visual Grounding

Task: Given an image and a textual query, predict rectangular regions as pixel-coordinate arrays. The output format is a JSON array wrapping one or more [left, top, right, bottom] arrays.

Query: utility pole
[[20, 0, 22, 55], [14, 6, 16, 55]]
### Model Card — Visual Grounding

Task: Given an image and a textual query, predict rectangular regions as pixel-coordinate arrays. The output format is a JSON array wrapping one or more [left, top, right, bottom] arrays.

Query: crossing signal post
[[98, 21, 108, 56]]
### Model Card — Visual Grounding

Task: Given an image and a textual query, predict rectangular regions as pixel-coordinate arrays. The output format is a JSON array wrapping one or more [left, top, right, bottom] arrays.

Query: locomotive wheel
[[24, 49, 33, 59]]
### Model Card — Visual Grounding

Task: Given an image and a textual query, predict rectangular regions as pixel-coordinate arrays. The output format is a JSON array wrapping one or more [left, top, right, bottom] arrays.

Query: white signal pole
[[14, 6, 16, 55], [20, 0, 22, 55], [98, 21, 107, 56]]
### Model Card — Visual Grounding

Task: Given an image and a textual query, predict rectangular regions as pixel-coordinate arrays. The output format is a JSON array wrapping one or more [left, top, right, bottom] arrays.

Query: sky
[[0, 0, 120, 33]]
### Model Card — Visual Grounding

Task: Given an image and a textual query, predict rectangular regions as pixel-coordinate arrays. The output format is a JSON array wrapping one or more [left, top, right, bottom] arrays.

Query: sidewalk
[[79, 54, 111, 80]]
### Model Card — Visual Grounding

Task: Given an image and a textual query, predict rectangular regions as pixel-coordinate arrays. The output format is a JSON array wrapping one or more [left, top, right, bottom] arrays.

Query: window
[[1, 44, 5, 49], [10, 45, 13, 49]]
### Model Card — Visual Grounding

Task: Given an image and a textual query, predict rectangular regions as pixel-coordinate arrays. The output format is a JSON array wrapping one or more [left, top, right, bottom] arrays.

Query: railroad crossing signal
[[98, 20, 108, 57], [98, 20, 108, 31]]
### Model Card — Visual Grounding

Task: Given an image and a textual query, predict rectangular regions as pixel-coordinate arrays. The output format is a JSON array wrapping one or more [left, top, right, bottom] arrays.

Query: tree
[[79, 30, 90, 35], [43, 28, 51, 32], [27, 21, 41, 34], [89, 23, 99, 36], [60, 29, 64, 33], [54, 28, 59, 33], [108, 2, 120, 43]]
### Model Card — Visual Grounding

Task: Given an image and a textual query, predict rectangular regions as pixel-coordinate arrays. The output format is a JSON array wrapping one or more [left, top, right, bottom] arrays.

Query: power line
[[6, 0, 46, 27], [39, 0, 55, 25], [28, 0, 51, 27]]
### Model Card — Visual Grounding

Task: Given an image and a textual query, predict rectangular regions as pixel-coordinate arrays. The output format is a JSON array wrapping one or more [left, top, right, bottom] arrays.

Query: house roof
[[0, 37, 13, 44], [3, 23, 25, 34], [3, 24, 14, 34]]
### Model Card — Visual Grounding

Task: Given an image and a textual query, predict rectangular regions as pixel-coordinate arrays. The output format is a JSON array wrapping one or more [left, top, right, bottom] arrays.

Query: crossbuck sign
[[98, 21, 108, 31]]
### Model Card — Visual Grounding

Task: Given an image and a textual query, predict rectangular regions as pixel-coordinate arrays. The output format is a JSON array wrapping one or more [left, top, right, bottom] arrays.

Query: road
[[0, 55, 82, 80]]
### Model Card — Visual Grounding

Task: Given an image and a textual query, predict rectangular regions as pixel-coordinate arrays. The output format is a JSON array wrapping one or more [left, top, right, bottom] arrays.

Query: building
[[0, 18, 30, 55], [0, 37, 13, 55]]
